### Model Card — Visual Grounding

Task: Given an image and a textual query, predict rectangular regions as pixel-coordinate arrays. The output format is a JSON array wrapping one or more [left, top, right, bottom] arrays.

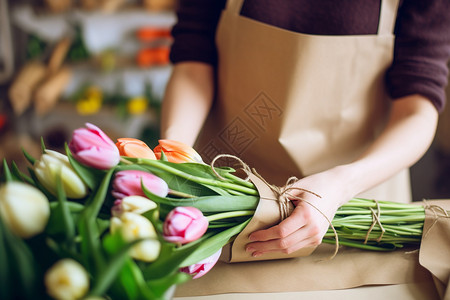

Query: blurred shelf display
[[1, 0, 176, 169], [4, 1, 176, 137]]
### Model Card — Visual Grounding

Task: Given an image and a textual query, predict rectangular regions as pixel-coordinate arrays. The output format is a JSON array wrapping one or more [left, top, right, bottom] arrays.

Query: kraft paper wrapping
[[220, 173, 316, 263], [176, 200, 450, 299], [419, 200, 450, 299]]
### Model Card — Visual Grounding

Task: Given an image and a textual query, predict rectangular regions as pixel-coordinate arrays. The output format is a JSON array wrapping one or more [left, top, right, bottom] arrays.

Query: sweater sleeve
[[169, 0, 226, 66], [387, 0, 450, 112]]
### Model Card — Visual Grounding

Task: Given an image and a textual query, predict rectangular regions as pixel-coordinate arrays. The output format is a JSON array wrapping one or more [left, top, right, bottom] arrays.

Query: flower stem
[[168, 189, 196, 198], [206, 210, 254, 222], [138, 158, 258, 195]]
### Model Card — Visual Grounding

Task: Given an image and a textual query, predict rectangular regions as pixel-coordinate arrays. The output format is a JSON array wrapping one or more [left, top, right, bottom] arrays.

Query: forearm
[[160, 62, 215, 146], [337, 94, 438, 202]]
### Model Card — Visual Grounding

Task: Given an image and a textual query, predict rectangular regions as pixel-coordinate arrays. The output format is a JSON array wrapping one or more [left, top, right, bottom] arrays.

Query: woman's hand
[[245, 166, 351, 257]]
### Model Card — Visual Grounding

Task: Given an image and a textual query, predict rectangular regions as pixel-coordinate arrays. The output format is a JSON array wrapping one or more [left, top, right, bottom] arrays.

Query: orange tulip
[[153, 140, 203, 163], [116, 138, 156, 160]]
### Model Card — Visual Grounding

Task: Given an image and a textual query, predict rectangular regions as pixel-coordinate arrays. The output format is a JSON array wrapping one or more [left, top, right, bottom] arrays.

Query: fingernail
[[252, 252, 262, 257], [248, 235, 256, 241], [246, 246, 255, 252]]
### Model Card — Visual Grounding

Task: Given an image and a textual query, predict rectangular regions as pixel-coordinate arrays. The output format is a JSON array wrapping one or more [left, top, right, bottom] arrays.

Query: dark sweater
[[170, 0, 450, 112]]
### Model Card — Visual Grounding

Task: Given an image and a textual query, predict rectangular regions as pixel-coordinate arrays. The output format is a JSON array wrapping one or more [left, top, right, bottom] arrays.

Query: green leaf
[[159, 149, 168, 162], [142, 188, 258, 213], [117, 164, 218, 197], [141, 234, 210, 280], [0, 218, 11, 299], [46, 202, 84, 236], [1, 215, 37, 299], [55, 172, 76, 248], [78, 168, 114, 273], [89, 233, 142, 297], [118, 260, 144, 300], [65, 143, 104, 190], [40, 137, 46, 153], [2, 159, 13, 182], [22, 148, 36, 165], [147, 271, 191, 299], [82, 168, 114, 221], [78, 215, 104, 274], [11, 162, 34, 185], [180, 219, 250, 267]]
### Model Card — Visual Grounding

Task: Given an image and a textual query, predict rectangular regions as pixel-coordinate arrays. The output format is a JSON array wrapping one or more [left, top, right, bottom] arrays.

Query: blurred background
[[0, 0, 449, 201]]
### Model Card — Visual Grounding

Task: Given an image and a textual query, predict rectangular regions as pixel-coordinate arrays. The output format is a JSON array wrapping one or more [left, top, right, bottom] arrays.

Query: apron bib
[[176, 1, 421, 297], [195, 0, 411, 203]]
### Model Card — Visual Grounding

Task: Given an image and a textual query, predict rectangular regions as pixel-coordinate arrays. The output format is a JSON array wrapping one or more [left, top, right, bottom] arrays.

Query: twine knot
[[210, 154, 340, 259]]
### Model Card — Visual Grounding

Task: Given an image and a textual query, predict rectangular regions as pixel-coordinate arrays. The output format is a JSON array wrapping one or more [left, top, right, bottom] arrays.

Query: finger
[[251, 235, 322, 258], [248, 207, 308, 242], [246, 222, 319, 255]]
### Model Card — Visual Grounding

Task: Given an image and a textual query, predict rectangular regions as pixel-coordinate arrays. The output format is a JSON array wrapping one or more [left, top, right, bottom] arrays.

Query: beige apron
[[176, 1, 440, 298], [194, 0, 411, 203]]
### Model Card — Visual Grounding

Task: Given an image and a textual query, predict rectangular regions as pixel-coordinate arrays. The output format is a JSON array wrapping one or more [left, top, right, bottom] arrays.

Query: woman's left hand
[[245, 166, 351, 257]]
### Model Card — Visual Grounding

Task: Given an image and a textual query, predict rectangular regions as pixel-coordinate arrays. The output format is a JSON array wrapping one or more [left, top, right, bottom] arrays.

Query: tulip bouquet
[[0, 123, 444, 300], [0, 123, 259, 300]]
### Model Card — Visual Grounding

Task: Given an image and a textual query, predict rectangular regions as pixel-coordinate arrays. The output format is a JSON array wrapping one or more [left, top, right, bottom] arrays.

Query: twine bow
[[422, 199, 450, 238], [210, 154, 340, 259]]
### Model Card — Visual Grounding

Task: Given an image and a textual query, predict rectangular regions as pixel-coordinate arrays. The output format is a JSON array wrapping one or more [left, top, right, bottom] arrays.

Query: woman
[[161, 0, 450, 259]]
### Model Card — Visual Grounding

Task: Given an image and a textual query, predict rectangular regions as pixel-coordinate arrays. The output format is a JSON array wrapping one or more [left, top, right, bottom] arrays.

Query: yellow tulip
[[110, 212, 161, 262], [34, 150, 88, 199], [112, 195, 158, 217], [0, 182, 50, 238], [45, 259, 89, 300]]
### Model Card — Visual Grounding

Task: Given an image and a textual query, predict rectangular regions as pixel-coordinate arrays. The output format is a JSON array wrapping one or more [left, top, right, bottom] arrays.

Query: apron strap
[[227, 0, 399, 35], [378, 0, 400, 35], [226, 0, 245, 15]]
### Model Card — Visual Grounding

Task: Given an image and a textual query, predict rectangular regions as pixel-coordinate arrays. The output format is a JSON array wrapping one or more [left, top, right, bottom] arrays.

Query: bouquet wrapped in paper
[[1, 122, 449, 300]]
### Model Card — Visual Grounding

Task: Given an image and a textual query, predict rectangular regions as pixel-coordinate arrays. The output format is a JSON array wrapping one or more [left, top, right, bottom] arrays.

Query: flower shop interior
[[1, 1, 450, 300]]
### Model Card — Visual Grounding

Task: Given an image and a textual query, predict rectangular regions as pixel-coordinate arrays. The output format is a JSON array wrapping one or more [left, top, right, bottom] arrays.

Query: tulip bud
[[163, 207, 208, 244], [180, 248, 222, 279], [0, 182, 50, 238], [110, 212, 161, 262], [111, 170, 169, 200], [34, 150, 88, 199], [68, 123, 120, 170], [116, 138, 156, 159], [44, 259, 89, 300], [111, 195, 158, 217], [154, 140, 203, 163]]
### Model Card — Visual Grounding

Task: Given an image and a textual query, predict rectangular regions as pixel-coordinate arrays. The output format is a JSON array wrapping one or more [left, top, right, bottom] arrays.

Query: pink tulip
[[68, 123, 120, 170], [112, 170, 169, 200], [163, 207, 208, 244], [180, 249, 222, 279]]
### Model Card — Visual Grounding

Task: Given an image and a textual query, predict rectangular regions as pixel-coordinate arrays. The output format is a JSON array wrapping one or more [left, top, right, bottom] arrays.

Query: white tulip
[[110, 212, 161, 262], [45, 259, 89, 300], [34, 150, 88, 199], [0, 182, 50, 238], [112, 195, 158, 217]]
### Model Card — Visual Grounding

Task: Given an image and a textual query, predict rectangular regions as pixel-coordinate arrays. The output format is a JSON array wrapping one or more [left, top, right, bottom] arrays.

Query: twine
[[363, 200, 385, 244], [210, 154, 340, 259], [422, 199, 450, 239]]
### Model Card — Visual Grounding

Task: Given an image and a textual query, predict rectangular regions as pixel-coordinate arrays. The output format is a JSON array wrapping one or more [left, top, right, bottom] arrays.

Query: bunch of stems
[[322, 198, 430, 251]]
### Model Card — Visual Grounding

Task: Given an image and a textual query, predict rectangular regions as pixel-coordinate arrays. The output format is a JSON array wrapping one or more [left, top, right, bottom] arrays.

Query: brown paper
[[419, 200, 450, 299], [177, 243, 433, 297], [221, 173, 316, 262], [176, 201, 450, 299]]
